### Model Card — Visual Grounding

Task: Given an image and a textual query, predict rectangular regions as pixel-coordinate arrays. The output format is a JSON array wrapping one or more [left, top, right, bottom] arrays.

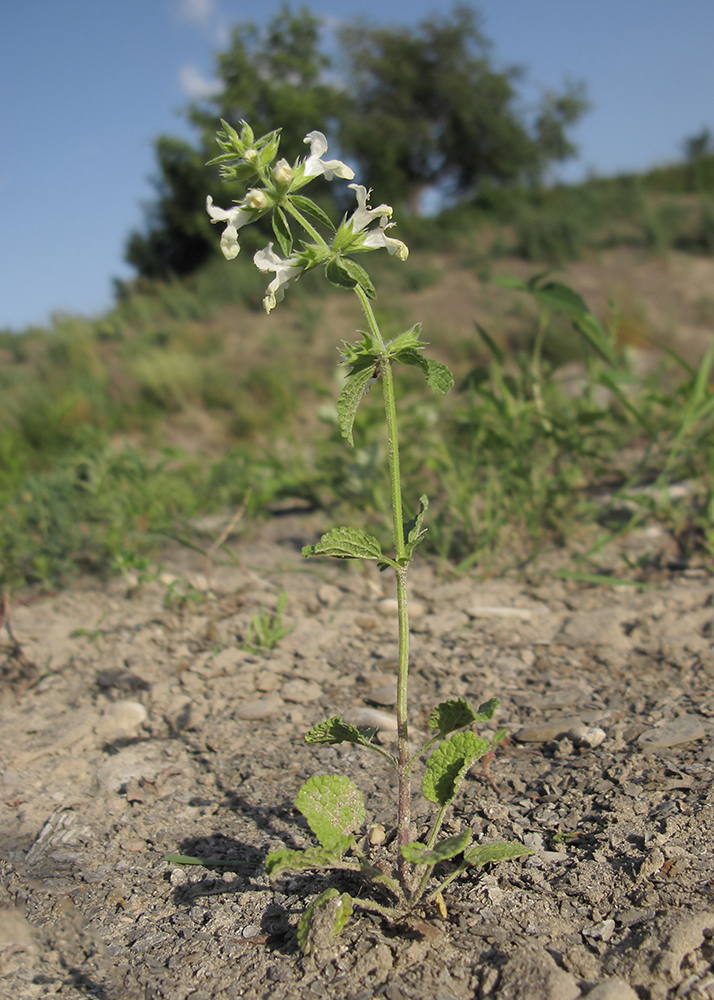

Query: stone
[[235, 696, 284, 720], [513, 716, 585, 743], [94, 700, 148, 741], [368, 684, 398, 706], [467, 605, 545, 620], [96, 745, 168, 793], [495, 944, 580, 1000], [561, 608, 631, 649], [638, 714, 707, 749], [280, 679, 323, 704], [345, 708, 398, 732], [568, 724, 607, 749], [581, 978, 639, 1000]]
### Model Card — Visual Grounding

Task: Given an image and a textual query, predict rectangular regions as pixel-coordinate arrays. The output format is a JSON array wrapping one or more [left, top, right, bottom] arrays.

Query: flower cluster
[[206, 122, 407, 313]]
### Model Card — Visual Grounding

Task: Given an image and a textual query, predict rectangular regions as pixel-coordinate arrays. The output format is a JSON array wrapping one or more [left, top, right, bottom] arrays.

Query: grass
[[3, 158, 714, 591]]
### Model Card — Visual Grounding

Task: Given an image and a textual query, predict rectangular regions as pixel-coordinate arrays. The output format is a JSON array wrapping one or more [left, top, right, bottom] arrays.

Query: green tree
[[337, 5, 588, 210]]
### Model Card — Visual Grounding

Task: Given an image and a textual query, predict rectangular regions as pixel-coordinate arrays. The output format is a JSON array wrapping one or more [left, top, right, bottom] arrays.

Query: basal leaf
[[304, 715, 378, 748], [473, 697, 500, 722], [298, 889, 353, 955], [290, 194, 335, 231], [423, 731, 492, 806], [463, 841, 534, 866], [428, 697, 478, 738], [303, 526, 382, 561], [265, 845, 346, 879], [400, 830, 471, 865], [295, 774, 365, 853], [272, 207, 293, 256], [337, 365, 378, 446]]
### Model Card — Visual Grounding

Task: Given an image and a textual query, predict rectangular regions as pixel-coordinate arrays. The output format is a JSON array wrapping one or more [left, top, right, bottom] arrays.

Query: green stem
[[354, 286, 411, 891], [283, 201, 329, 247]]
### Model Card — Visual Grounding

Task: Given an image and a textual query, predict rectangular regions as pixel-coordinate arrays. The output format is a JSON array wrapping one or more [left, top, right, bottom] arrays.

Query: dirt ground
[[1, 509, 713, 1000]]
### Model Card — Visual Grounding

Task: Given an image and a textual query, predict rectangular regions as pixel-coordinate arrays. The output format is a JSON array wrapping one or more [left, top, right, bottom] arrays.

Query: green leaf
[[400, 830, 472, 865], [403, 494, 429, 556], [530, 280, 589, 317], [304, 715, 378, 748], [295, 774, 365, 853], [423, 731, 492, 806], [337, 365, 378, 446], [573, 313, 618, 366], [428, 697, 478, 738], [272, 207, 293, 257], [394, 349, 454, 395], [474, 323, 505, 365], [298, 889, 353, 955], [303, 526, 383, 561], [326, 258, 358, 291], [386, 324, 426, 354], [339, 257, 376, 298], [290, 194, 335, 231], [473, 697, 500, 722], [265, 846, 347, 879], [462, 841, 534, 866]]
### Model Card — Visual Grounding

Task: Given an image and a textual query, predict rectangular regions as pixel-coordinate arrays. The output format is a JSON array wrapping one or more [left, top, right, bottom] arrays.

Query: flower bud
[[245, 188, 269, 210], [243, 148, 258, 164], [273, 158, 293, 186]]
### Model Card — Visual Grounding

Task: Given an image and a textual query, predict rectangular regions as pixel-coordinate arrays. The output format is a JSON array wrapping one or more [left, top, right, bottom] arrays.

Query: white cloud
[[179, 64, 222, 99], [178, 0, 215, 25]]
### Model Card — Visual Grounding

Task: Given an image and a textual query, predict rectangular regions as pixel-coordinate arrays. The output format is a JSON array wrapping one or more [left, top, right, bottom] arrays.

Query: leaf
[[304, 715, 378, 748], [272, 207, 293, 257], [428, 697, 478, 738], [473, 696, 500, 722], [573, 313, 618, 366], [339, 257, 376, 298], [326, 258, 357, 291], [423, 731, 492, 806], [474, 323, 505, 365], [386, 324, 426, 354], [298, 889, 353, 955], [530, 280, 589, 317], [400, 830, 472, 865], [303, 526, 383, 561], [403, 494, 429, 556], [265, 846, 347, 879], [337, 365, 378, 446], [394, 349, 454, 395], [291, 194, 335, 231], [463, 841, 534, 866], [295, 774, 365, 853]]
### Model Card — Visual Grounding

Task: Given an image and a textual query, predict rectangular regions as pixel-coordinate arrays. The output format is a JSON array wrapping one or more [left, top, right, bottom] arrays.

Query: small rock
[[376, 598, 425, 620], [96, 745, 167, 794], [581, 978, 639, 1000], [561, 608, 631, 649], [317, 584, 342, 608], [468, 605, 542, 620], [513, 716, 585, 743], [638, 714, 707, 749], [280, 679, 323, 704], [235, 696, 284, 720], [513, 687, 583, 710], [568, 724, 607, 749], [583, 918, 616, 942], [368, 684, 398, 707], [657, 911, 714, 981], [346, 708, 398, 732], [94, 700, 148, 741], [369, 823, 387, 846]]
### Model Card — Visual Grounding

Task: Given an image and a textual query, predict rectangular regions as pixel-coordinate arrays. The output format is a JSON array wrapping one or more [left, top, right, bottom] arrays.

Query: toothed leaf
[[303, 526, 382, 561], [428, 697, 478, 738], [298, 889, 353, 955], [403, 494, 429, 556], [400, 830, 472, 865], [295, 774, 365, 853], [337, 365, 378, 445], [463, 841, 534, 866], [386, 324, 426, 354], [423, 730, 492, 806], [304, 715, 378, 748], [290, 194, 335, 231], [393, 349, 454, 395]]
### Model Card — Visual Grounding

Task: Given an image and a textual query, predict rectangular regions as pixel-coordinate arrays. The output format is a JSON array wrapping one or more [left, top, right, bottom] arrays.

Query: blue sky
[[2, 0, 713, 330]]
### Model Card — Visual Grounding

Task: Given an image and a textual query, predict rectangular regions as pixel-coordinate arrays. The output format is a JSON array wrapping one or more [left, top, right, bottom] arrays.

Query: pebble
[[513, 687, 583, 710], [375, 598, 426, 620], [638, 714, 707, 749], [94, 701, 148, 741], [568, 724, 607, 749], [583, 918, 616, 942], [468, 605, 542, 620], [345, 708, 398, 732], [581, 978, 639, 1000], [561, 608, 631, 649], [280, 679, 323, 704], [96, 745, 168, 793], [513, 716, 586, 743], [235, 696, 284, 720], [317, 584, 342, 608], [368, 684, 398, 707]]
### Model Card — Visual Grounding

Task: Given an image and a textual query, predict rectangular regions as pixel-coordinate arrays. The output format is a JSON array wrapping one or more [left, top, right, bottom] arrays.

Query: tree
[[337, 6, 588, 210]]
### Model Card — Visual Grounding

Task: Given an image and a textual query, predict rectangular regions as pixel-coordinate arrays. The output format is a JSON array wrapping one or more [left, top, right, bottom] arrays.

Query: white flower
[[253, 243, 303, 313], [362, 220, 409, 260], [273, 158, 293, 185], [303, 131, 355, 181], [206, 195, 252, 260], [244, 188, 269, 210], [347, 184, 393, 232]]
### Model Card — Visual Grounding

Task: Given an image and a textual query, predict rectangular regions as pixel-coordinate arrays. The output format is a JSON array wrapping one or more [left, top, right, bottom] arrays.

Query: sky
[[2, 0, 713, 331]]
